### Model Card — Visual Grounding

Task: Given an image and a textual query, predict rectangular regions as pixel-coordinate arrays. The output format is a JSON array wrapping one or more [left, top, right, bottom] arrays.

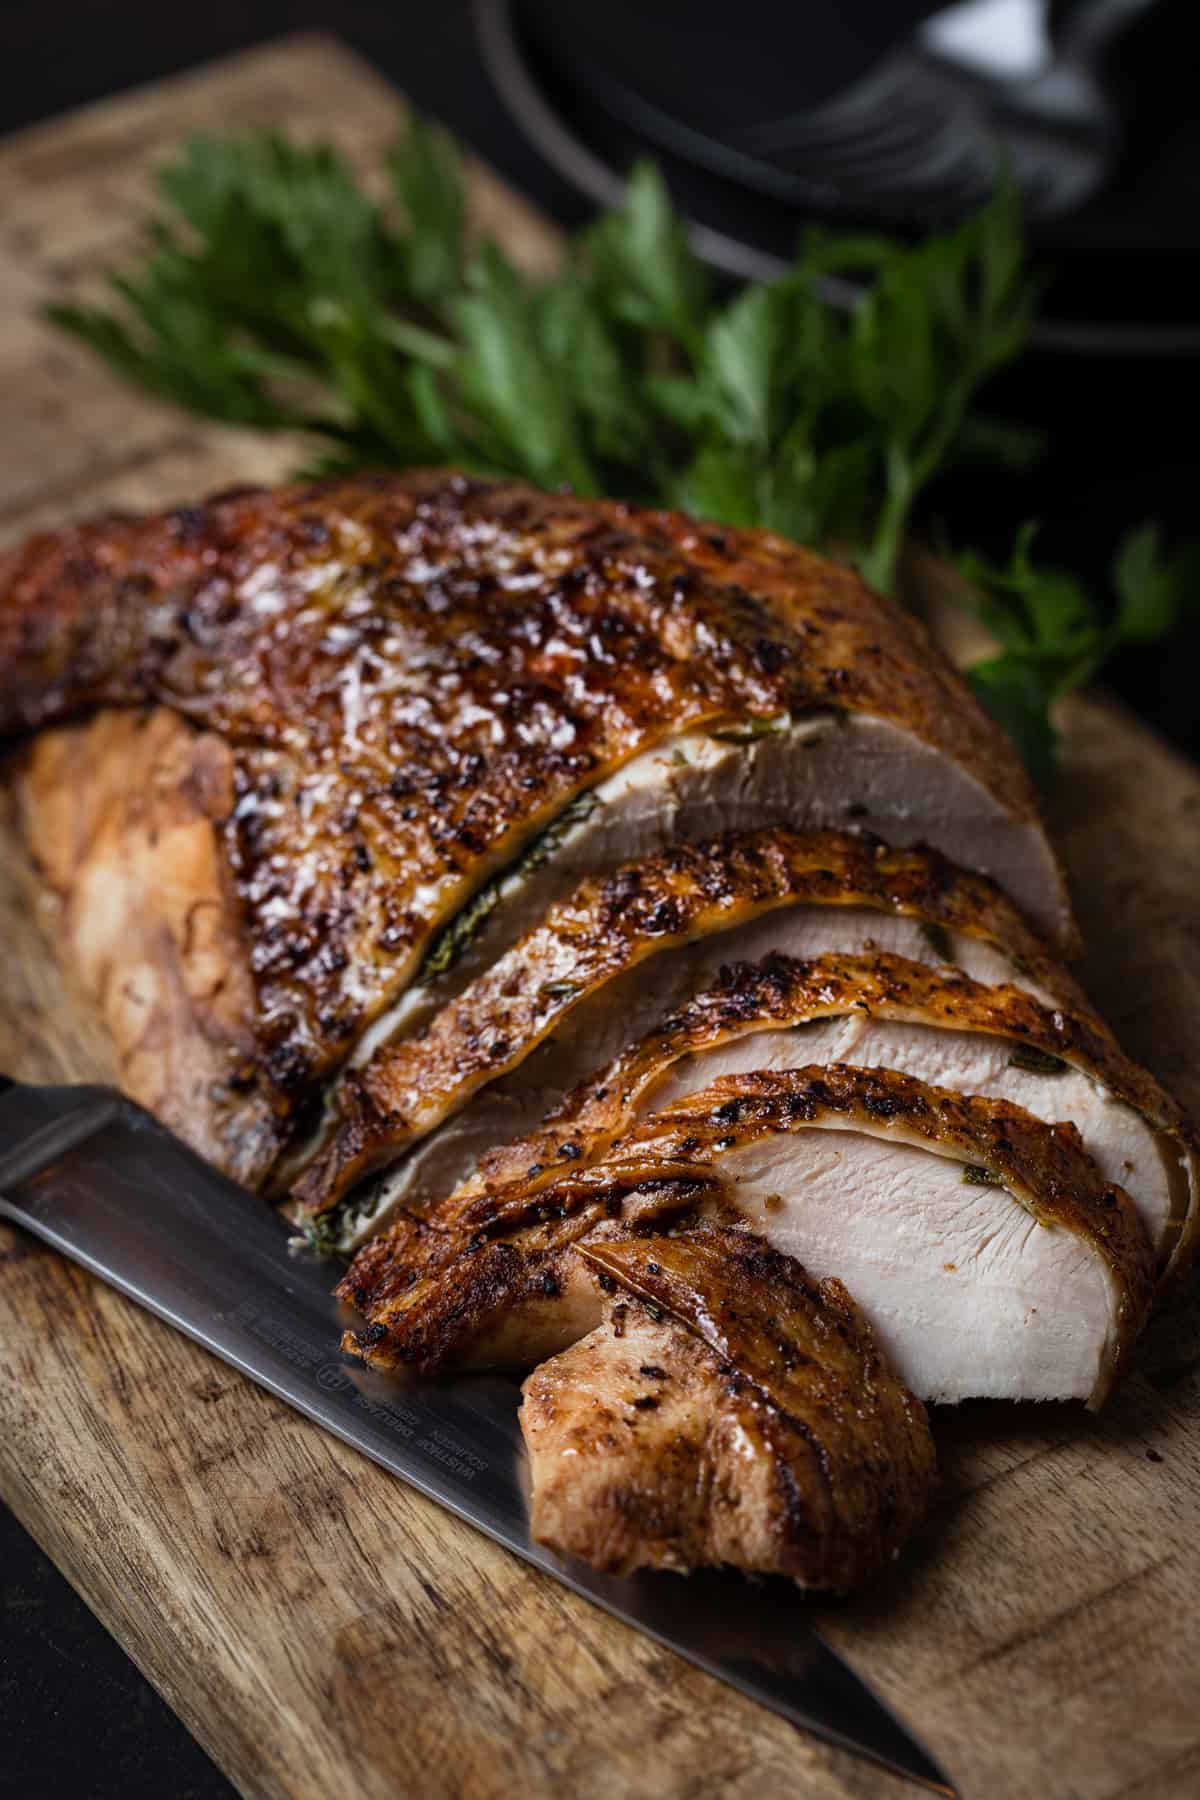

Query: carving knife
[[0, 1076, 955, 1796]]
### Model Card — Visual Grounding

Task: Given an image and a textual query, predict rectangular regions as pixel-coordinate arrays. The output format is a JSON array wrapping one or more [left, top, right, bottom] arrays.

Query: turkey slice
[[522, 1222, 936, 1590]]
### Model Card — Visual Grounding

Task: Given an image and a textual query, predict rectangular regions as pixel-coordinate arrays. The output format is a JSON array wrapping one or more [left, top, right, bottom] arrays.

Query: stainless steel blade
[[0, 1078, 955, 1796]]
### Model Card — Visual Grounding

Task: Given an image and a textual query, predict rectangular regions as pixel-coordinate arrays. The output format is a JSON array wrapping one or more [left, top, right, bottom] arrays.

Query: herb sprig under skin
[[46, 124, 1197, 778], [414, 789, 601, 988]]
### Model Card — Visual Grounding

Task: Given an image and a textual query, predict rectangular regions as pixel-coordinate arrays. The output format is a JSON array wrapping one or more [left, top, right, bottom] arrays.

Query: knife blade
[[0, 1076, 954, 1796]]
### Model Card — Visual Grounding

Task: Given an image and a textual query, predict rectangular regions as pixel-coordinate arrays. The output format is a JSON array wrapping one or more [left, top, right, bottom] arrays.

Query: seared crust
[[298, 827, 1083, 1213], [0, 470, 1068, 1129], [340, 1174, 712, 1372], [340, 1064, 1155, 1390], [522, 1223, 936, 1590]]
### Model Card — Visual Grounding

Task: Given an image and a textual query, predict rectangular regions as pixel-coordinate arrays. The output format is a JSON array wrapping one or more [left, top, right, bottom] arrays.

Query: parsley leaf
[[449, 242, 599, 492], [48, 129, 1029, 585], [582, 162, 710, 356], [962, 524, 1200, 782], [385, 118, 465, 304]]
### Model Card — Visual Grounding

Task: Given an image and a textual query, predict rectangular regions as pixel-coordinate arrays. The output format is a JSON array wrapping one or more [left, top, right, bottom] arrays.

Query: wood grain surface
[[1, 35, 1198, 1800]]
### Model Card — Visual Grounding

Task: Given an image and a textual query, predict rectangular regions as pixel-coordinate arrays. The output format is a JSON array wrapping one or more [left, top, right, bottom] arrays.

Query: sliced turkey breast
[[339, 1065, 1154, 1407], [646, 1014, 1193, 1281], [521, 1223, 936, 1590], [301, 926, 1193, 1286], [459, 951, 1193, 1278], [352, 700, 1065, 1055], [294, 827, 1084, 1238], [1, 471, 1071, 1174]]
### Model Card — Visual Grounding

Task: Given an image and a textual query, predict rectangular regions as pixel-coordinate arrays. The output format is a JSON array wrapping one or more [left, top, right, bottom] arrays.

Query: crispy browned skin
[[340, 1170, 713, 1373], [522, 1223, 936, 1590], [9, 708, 279, 1183], [340, 1064, 1154, 1381], [298, 826, 1084, 1214], [0, 470, 1061, 1138]]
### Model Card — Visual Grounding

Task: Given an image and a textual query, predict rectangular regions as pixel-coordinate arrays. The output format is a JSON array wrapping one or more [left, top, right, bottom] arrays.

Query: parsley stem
[[860, 443, 914, 595], [379, 317, 457, 369]]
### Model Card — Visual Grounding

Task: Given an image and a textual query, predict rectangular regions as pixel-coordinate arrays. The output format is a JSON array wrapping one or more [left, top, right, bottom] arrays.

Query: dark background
[[0, 4, 1196, 1795]]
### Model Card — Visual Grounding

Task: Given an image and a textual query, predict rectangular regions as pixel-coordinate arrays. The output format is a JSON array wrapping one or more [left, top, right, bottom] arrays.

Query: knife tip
[[889, 1744, 957, 1798]]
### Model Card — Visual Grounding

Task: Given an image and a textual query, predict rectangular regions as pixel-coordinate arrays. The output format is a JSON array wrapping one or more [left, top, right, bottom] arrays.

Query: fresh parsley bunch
[[46, 123, 1195, 778]]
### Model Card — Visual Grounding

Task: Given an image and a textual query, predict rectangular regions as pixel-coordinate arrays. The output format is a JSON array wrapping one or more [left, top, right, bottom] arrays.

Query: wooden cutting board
[[1, 35, 1198, 1800]]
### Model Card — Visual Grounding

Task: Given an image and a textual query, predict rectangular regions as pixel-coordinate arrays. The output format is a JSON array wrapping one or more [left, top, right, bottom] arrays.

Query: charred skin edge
[[0, 468, 1072, 1127], [295, 826, 1087, 1216], [329, 943, 1196, 1282], [569, 1223, 937, 1590], [341, 1064, 1155, 1399], [0, 468, 1050, 844], [339, 1174, 716, 1371]]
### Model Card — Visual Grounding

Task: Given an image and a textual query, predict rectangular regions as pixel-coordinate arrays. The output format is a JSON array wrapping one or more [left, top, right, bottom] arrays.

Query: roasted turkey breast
[[2, 469, 1186, 1593], [11, 709, 278, 1183], [521, 1223, 936, 1590], [1, 470, 1072, 1175]]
